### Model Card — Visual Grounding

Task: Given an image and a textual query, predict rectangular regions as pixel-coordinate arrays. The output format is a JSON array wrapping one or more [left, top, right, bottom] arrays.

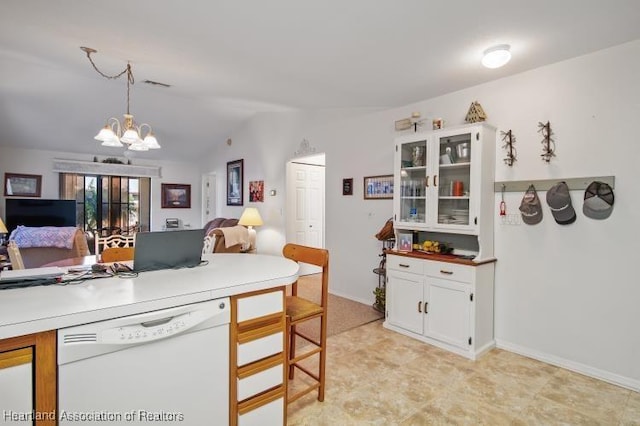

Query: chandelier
[[81, 46, 161, 151]]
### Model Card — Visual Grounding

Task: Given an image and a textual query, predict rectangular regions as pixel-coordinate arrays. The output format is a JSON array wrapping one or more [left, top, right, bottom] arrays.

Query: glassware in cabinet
[[397, 139, 429, 225], [437, 133, 472, 226]]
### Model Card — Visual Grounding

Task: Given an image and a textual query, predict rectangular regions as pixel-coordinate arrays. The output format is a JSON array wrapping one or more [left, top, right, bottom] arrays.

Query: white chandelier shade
[[93, 116, 161, 151]]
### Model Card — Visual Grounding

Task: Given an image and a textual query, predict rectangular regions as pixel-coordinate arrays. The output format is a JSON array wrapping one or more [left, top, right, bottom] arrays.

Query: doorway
[[285, 154, 325, 275]]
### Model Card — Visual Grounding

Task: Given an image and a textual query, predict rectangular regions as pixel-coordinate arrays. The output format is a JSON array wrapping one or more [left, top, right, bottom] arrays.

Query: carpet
[[290, 274, 384, 342]]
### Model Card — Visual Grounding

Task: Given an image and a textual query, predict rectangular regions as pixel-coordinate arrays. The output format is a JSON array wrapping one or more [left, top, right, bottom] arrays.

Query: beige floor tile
[[287, 319, 637, 426], [621, 391, 640, 426], [469, 351, 557, 396], [536, 368, 630, 424], [287, 396, 359, 426], [520, 394, 607, 425]]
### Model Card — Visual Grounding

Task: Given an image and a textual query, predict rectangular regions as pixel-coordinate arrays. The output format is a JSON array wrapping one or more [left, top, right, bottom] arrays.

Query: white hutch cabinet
[[385, 123, 497, 360]]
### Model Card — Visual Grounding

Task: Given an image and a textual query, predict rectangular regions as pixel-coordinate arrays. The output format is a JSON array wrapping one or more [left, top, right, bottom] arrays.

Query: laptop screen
[[133, 229, 206, 272]]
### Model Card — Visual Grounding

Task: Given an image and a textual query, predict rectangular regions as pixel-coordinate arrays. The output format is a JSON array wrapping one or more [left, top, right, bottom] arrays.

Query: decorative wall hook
[[500, 129, 517, 166], [538, 121, 555, 162]]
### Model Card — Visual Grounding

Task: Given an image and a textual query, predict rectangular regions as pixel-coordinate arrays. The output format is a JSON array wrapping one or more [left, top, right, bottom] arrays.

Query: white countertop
[[0, 253, 299, 340]]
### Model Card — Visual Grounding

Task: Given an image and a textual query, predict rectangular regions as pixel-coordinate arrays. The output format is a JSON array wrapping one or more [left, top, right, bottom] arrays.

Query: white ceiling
[[1, 0, 639, 162]]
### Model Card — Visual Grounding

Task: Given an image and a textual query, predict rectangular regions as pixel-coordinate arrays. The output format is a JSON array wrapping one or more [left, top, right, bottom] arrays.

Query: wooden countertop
[[385, 249, 496, 266]]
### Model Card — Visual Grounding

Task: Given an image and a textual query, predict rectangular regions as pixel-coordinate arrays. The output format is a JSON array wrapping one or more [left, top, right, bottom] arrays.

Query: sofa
[[203, 218, 246, 253], [9, 226, 90, 268]]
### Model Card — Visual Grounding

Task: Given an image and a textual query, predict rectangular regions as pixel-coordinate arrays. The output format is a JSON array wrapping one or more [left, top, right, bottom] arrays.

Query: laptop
[[133, 229, 206, 272], [0, 266, 65, 290]]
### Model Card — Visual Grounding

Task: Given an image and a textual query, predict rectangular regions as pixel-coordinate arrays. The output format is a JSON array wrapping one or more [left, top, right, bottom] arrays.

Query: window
[[60, 173, 150, 236]]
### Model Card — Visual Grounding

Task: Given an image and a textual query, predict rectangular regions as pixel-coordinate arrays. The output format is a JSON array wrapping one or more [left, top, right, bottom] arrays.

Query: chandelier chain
[[82, 46, 160, 150], [83, 49, 135, 114]]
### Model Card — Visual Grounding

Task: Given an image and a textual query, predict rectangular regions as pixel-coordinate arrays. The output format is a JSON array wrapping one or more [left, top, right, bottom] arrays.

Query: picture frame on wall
[[4, 173, 42, 197], [249, 180, 264, 202], [161, 183, 191, 208], [363, 175, 393, 199], [342, 178, 353, 196], [227, 159, 244, 206]]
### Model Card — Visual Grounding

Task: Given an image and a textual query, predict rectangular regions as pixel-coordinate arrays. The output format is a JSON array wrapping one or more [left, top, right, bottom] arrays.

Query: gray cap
[[583, 181, 614, 219], [546, 181, 576, 225], [519, 185, 543, 225]]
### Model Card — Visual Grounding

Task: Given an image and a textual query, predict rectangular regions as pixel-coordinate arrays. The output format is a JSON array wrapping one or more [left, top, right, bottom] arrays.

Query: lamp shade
[[0, 218, 7, 234], [143, 133, 161, 149], [121, 128, 142, 144], [239, 208, 263, 227]]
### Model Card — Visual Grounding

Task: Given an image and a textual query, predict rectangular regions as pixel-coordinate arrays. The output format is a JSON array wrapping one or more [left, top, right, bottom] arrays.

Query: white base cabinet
[[384, 254, 495, 360]]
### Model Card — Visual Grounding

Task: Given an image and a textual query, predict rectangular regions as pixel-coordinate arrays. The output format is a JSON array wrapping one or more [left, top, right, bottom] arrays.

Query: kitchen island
[[0, 253, 299, 426]]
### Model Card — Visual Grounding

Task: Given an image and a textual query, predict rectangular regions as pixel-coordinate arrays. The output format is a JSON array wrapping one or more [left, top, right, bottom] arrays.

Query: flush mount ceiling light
[[81, 46, 161, 151], [481, 44, 511, 69]]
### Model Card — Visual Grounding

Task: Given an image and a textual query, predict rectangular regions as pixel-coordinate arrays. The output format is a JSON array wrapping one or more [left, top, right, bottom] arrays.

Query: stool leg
[[318, 313, 327, 401], [288, 322, 296, 380]]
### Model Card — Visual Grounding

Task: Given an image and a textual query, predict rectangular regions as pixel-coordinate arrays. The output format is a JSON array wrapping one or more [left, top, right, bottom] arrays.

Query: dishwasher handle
[[141, 316, 174, 328]]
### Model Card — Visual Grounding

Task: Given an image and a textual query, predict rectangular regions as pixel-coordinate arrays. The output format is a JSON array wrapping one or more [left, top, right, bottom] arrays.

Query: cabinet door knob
[[440, 270, 453, 275], [418, 301, 422, 313], [433, 175, 438, 187], [425, 176, 429, 187], [424, 301, 428, 314], [399, 264, 410, 268]]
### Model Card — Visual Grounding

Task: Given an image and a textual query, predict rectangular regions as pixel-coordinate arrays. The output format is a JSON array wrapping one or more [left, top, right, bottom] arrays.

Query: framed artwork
[[4, 173, 42, 197], [161, 183, 191, 208], [227, 159, 244, 206], [397, 231, 413, 252], [363, 175, 393, 199], [249, 180, 264, 202], [342, 178, 353, 196]]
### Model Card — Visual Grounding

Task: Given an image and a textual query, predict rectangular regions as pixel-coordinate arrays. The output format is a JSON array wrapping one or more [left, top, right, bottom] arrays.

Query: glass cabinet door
[[398, 139, 428, 225], [436, 132, 472, 227]]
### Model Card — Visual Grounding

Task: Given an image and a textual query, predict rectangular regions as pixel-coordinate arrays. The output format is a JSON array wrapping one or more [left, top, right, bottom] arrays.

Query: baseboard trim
[[328, 289, 373, 307], [496, 339, 640, 392]]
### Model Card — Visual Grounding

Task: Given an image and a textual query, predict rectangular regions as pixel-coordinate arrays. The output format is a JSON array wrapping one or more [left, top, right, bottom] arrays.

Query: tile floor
[[287, 320, 640, 425]]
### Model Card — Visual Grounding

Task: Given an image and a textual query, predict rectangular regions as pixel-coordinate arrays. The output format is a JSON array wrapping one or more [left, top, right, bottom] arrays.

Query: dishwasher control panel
[[101, 310, 207, 344]]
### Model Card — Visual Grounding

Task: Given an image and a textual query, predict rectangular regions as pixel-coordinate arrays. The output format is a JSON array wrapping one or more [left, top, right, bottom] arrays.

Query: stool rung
[[287, 382, 321, 404], [293, 363, 320, 382], [291, 346, 321, 364]]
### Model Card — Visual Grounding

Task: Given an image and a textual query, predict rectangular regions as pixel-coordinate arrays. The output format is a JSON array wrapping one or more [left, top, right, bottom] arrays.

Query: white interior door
[[286, 157, 325, 275], [202, 173, 216, 226]]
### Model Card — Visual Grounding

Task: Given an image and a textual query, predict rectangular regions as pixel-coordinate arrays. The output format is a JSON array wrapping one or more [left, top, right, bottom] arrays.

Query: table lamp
[[238, 207, 263, 251], [0, 218, 7, 245]]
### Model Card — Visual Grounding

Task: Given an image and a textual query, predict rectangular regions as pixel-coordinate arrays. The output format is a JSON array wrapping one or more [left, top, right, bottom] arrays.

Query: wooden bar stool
[[7, 241, 25, 270], [100, 247, 135, 263], [282, 243, 329, 403]]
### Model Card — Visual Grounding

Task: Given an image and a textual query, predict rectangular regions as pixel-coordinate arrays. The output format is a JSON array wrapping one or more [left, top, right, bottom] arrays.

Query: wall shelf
[[494, 176, 615, 193], [52, 159, 162, 178]]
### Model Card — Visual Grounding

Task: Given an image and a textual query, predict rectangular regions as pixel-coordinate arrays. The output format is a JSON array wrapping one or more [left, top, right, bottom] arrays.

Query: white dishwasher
[[58, 298, 230, 425]]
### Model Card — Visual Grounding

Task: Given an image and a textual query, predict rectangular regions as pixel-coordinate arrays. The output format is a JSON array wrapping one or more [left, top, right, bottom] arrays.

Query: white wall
[[203, 40, 640, 388], [0, 147, 202, 231]]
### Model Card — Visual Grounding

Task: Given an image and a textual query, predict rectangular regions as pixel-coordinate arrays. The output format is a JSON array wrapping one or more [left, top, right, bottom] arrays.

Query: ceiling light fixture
[[481, 44, 511, 69], [81, 46, 161, 151]]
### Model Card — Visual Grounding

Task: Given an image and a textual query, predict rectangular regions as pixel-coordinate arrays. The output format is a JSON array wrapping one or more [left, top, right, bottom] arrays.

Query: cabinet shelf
[[400, 196, 426, 200], [401, 166, 427, 171], [439, 162, 470, 169], [438, 195, 470, 200]]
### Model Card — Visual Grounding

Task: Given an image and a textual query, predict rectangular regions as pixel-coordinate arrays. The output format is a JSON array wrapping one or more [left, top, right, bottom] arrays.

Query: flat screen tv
[[5, 199, 77, 234]]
